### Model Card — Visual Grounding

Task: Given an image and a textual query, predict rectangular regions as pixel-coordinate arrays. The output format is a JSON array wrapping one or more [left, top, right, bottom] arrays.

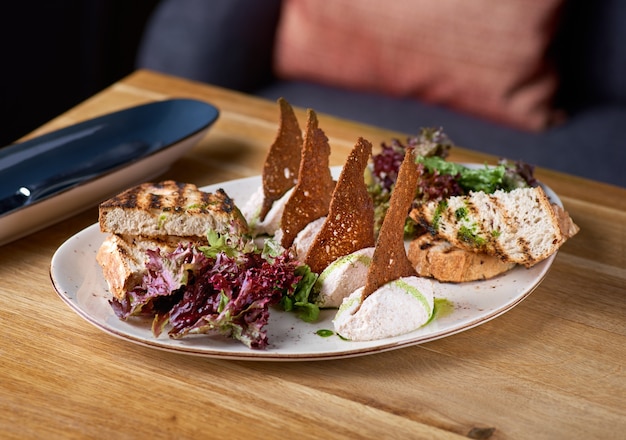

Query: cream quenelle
[[333, 276, 435, 341], [314, 247, 375, 308], [241, 186, 294, 236]]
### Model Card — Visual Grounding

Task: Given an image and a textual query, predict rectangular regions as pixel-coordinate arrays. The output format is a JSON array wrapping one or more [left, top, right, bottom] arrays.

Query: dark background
[[0, 1, 160, 147]]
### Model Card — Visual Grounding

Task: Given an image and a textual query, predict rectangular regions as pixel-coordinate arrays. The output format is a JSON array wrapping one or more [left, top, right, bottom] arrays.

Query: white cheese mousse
[[241, 187, 293, 236], [314, 247, 375, 308], [333, 276, 435, 341], [274, 215, 326, 261], [290, 216, 326, 261]]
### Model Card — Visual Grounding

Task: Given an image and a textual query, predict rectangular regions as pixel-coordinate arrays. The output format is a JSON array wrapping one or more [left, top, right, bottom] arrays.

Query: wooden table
[[1, 70, 624, 440]]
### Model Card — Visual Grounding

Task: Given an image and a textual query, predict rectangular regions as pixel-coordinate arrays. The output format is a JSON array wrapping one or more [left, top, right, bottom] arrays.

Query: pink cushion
[[274, 0, 565, 131]]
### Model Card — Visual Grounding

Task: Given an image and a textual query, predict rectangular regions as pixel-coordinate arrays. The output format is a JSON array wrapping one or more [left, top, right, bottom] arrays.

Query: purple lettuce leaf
[[166, 251, 303, 349], [109, 244, 209, 320]]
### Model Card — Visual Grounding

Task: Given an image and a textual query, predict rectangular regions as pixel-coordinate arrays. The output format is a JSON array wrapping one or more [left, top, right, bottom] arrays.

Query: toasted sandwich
[[96, 180, 249, 299]]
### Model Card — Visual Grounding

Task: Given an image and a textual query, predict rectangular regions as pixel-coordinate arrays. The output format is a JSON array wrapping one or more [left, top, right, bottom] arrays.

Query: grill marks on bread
[[410, 186, 579, 267], [103, 181, 236, 213], [97, 180, 249, 298], [436, 191, 509, 260], [99, 180, 248, 239]]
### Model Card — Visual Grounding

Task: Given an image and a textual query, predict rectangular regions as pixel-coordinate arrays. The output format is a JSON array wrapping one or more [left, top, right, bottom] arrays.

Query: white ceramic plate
[[50, 167, 558, 361]]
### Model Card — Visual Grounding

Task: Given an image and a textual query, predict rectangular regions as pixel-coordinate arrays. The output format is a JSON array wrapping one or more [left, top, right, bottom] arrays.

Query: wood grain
[[1, 70, 624, 440]]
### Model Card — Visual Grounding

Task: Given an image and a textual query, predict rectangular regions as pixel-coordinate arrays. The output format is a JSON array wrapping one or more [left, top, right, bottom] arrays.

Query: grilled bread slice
[[409, 186, 579, 267], [407, 234, 516, 282], [99, 180, 249, 239]]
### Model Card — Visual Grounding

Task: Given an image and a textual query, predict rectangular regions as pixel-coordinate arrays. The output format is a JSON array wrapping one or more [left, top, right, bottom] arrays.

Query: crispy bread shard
[[304, 137, 375, 273], [407, 234, 516, 282], [99, 180, 248, 239], [409, 186, 579, 267], [279, 109, 335, 248], [259, 98, 303, 221], [362, 148, 419, 300]]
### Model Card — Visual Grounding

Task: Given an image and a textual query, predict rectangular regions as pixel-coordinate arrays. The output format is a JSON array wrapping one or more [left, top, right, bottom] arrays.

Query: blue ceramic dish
[[0, 98, 219, 245]]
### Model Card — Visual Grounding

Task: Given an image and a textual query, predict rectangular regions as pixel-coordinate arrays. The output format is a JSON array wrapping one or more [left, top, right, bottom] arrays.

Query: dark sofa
[[136, 0, 626, 188]]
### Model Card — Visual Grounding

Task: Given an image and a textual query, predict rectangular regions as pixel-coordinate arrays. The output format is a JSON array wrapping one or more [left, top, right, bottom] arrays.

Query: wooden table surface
[[1, 70, 625, 440]]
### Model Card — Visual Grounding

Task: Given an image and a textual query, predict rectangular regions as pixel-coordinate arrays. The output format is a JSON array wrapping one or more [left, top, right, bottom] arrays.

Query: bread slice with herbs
[[409, 186, 579, 267], [99, 180, 249, 239]]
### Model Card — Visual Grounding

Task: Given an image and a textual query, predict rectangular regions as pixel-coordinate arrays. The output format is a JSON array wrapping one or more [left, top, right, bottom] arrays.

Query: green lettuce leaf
[[418, 156, 507, 194]]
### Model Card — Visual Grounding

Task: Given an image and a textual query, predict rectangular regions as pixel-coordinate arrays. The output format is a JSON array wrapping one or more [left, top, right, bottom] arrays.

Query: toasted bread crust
[[407, 234, 516, 282], [99, 181, 248, 238]]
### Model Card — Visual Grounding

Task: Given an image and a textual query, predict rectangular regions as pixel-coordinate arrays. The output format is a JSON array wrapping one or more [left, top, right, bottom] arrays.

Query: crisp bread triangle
[[279, 109, 334, 248], [304, 137, 375, 273], [260, 97, 303, 221], [362, 148, 419, 299]]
